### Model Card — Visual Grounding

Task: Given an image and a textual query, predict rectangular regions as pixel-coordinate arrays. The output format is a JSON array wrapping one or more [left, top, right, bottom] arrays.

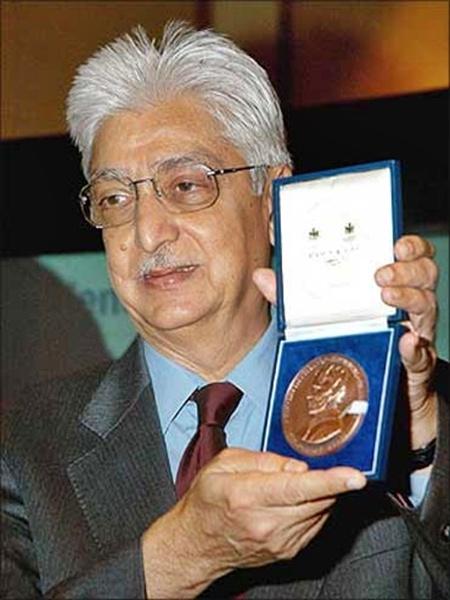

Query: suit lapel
[[67, 339, 176, 554]]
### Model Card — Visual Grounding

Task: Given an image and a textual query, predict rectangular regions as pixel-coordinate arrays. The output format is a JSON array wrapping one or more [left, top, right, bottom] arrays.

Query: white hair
[[66, 21, 292, 193]]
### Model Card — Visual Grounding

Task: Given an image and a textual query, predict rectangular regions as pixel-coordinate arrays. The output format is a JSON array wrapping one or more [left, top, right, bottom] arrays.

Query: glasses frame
[[79, 163, 267, 229]]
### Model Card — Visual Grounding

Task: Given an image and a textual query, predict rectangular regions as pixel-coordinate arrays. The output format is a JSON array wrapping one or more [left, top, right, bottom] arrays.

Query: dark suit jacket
[[2, 340, 449, 599]]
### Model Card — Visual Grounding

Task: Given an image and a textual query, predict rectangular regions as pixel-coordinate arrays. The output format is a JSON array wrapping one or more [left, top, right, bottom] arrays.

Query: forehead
[[90, 96, 243, 176]]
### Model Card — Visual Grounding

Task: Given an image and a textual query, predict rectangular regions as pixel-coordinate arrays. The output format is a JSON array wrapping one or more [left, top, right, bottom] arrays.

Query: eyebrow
[[154, 152, 225, 171], [89, 150, 226, 181], [90, 167, 129, 180]]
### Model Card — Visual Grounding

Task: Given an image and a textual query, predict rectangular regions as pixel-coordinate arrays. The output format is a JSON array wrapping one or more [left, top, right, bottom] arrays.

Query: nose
[[134, 181, 180, 253]]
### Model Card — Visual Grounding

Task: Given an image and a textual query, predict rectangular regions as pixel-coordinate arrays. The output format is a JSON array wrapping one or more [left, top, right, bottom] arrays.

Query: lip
[[141, 265, 198, 290]]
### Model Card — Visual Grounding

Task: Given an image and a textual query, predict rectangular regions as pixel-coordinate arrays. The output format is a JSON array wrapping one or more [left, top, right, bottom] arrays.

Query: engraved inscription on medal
[[282, 354, 368, 456]]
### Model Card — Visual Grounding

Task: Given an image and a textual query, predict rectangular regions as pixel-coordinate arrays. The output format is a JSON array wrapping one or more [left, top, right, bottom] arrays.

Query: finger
[[278, 466, 366, 505], [292, 511, 330, 550], [399, 331, 437, 375], [211, 448, 309, 475], [242, 497, 336, 530], [235, 466, 366, 507], [394, 235, 435, 262], [272, 511, 331, 561], [253, 268, 276, 304], [375, 257, 438, 291], [380, 288, 436, 340], [272, 495, 336, 519]]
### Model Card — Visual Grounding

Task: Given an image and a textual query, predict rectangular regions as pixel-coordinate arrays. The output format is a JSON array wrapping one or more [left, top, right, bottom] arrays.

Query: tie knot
[[193, 382, 242, 428]]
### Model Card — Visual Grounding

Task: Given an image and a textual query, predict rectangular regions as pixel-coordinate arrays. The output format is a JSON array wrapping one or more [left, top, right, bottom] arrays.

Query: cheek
[[202, 221, 260, 283], [103, 232, 136, 286], [212, 202, 268, 260]]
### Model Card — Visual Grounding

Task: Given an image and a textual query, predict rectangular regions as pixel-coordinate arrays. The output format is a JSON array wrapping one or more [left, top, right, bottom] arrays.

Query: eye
[[90, 176, 133, 210], [175, 179, 198, 193], [168, 170, 213, 206], [99, 193, 131, 208]]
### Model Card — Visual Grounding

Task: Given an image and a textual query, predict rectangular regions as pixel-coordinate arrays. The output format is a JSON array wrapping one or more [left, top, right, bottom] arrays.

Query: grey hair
[[66, 21, 292, 194]]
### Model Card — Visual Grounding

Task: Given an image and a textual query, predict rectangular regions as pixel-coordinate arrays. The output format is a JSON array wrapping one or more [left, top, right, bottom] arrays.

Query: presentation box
[[262, 161, 403, 479]]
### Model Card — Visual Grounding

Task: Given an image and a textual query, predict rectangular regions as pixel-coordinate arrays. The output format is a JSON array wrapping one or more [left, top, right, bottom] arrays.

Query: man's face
[[90, 96, 273, 341]]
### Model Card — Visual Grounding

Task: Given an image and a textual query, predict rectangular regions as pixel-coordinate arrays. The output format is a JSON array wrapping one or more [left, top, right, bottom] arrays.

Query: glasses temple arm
[[212, 165, 266, 176]]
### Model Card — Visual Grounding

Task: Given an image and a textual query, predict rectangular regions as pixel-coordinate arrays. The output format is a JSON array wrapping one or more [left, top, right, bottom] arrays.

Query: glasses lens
[[158, 163, 217, 211], [87, 177, 135, 227]]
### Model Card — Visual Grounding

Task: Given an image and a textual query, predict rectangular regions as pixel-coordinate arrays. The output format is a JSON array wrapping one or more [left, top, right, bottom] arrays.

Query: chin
[[136, 301, 213, 333]]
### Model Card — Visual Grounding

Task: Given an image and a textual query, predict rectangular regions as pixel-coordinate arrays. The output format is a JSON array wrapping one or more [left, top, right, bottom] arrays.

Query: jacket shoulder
[[2, 361, 112, 456]]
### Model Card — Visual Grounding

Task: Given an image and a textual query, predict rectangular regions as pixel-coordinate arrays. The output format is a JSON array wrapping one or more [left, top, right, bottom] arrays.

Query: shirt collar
[[226, 317, 278, 412], [143, 317, 278, 434]]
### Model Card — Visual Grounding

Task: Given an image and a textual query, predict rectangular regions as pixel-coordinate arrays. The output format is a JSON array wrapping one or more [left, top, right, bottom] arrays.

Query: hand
[[375, 235, 438, 448], [142, 449, 366, 598]]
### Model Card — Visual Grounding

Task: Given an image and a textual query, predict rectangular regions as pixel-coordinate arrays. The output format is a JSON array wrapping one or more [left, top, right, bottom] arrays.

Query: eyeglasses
[[79, 161, 266, 229]]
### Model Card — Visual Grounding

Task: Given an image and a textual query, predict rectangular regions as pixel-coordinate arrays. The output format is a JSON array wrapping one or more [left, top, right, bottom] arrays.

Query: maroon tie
[[175, 382, 243, 498]]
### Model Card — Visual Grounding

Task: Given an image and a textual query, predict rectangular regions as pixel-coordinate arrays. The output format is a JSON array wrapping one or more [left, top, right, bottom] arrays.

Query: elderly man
[[2, 22, 448, 599]]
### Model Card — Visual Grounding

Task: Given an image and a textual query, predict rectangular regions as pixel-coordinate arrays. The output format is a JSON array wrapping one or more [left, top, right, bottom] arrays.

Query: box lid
[[273, 160, 402, 333]]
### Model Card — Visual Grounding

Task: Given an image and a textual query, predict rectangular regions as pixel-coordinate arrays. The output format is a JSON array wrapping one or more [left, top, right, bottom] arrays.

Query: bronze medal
[[282, 354, 368, 456]]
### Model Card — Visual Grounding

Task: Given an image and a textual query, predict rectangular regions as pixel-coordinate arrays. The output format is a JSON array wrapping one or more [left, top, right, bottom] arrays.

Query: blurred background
[[1, 1, 448, 401]]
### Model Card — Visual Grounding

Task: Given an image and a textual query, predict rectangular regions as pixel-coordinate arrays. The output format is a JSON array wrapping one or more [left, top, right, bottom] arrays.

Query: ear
[[262, 164, 292, 246]]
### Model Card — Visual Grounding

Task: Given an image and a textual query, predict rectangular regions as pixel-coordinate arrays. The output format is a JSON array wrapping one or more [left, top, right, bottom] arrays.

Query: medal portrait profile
[[282, 354, 369, 456]]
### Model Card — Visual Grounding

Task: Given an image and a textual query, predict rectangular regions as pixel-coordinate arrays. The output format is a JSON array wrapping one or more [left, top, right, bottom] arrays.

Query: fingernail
[[377, 267, 394, 285], [346, 476, 366, 490]]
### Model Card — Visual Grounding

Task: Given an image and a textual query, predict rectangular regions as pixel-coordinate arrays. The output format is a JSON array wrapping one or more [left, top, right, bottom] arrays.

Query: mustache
[[137, 248, 195, 278]]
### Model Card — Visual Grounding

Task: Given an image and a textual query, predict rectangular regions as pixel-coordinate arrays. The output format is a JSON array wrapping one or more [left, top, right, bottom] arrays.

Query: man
[[2, 21, 448, 599]]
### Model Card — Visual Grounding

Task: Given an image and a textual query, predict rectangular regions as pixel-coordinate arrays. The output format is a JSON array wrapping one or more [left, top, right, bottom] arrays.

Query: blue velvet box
[[262, 161, 403, 479]]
